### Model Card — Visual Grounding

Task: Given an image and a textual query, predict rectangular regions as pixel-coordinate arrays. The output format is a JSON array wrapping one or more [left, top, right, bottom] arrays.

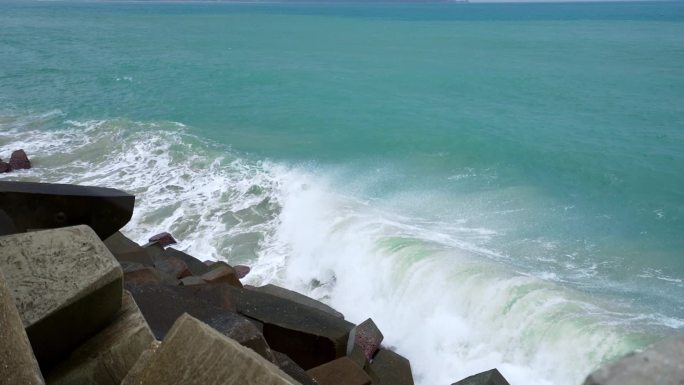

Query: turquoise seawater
[[1, 2, 683, 384]]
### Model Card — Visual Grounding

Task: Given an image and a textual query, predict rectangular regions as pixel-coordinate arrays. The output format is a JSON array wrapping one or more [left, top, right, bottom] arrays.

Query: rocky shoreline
[[0, 179, 683, 385]]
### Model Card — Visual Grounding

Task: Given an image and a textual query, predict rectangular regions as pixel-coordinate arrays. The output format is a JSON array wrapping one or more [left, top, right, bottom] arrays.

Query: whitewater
[[2, 1, 684, 383], [0, 111, 671, 385]]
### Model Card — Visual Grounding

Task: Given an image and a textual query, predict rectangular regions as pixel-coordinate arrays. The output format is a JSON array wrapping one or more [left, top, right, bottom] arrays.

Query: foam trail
[[0, 112, 663, 385], [0, 115, 281, 263]]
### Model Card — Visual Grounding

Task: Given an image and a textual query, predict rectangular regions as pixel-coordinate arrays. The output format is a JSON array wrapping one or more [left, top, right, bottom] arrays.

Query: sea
[[1, 1, 683, 384]]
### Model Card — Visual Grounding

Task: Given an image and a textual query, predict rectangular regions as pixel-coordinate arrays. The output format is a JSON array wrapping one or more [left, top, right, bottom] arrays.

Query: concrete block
[[126, 283, 236, 340], [164, 247, 209, 276], [347, 343, 369, 369], [451, 369, 509, 385], [202, 263, 243, 287], [124, 266, 179, 286], [203, 310, 276, 363], [103, 232, 142, 256], [126, 281, 276, 361], [273, 351, 320, 385], [583, 336, 684, 385], [0, 269, 45, 385], [46, 291, 155, 385], [0, 225, 123, 368], [307, 357, 371, 385], [249, 284, 344, 319], [0, 181, 134, 239], [121, 313, 300, 385], [368, 349, 414, 385], [231, 286, 355, 370], [118, 341, 160, 383], [153, 253, 191, 279], [348, 318, 383, 360], [179, 276, 206, 286]]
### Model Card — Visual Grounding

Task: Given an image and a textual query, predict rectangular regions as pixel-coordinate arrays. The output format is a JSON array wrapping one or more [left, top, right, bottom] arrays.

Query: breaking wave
[[0, 111, 670, 385]]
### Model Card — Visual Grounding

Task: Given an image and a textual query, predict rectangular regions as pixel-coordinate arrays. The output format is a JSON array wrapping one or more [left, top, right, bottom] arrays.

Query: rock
[[9, 149, 31, 170], [234, 264, 251, 278], [120, 314, 300, 385], [164, 247, 209, 276], [0, 269, 45, 385], [124, 266, 179, 286], [153, 253, 192, 279], [230, 286, 355, 369], [249, 284, 344, 319], [0, 225, 123, 369], [306, 357, 372, 385], [583, 336, 684, 385], [46, 291, 155, 385], [451, 369, 509, 385], [273, 351, 320, 385], [126, 282, 240, 340], [348, 318, 383, 361], [0, 160, 10, 173], [180, 276, 206, 286], [148, 232, 177, 247], [0, 181, 134, 239], [367, 349, 414, 385], [201, 263, 243, 288]]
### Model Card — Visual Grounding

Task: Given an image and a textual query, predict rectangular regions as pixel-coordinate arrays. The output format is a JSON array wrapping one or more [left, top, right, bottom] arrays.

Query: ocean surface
[[1, 1, 684, 384]]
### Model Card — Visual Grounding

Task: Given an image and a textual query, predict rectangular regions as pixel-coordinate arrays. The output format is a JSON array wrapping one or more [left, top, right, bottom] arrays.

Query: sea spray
[[0, 113, 666, 385], [251, 167, 651, 385]]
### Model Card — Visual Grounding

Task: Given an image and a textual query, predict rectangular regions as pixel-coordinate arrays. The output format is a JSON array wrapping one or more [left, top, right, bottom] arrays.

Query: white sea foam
[[247, 169, 646, 385], [0, 113, 669, 385]]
